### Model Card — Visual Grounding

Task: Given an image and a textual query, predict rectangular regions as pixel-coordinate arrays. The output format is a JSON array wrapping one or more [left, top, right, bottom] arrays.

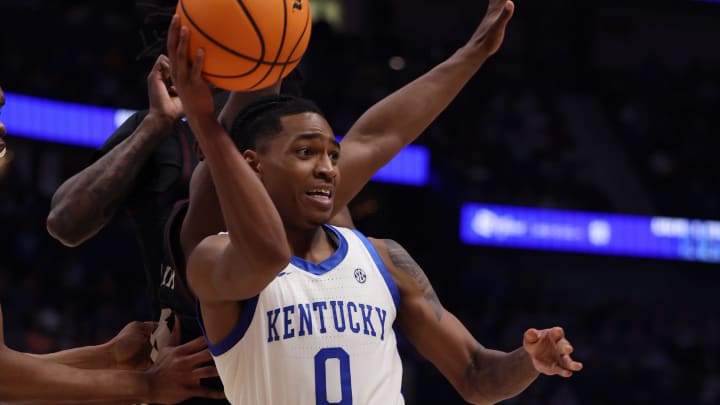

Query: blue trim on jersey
[[196, 296, 259, 357], [351, 230, 401, 310], [290, 224, 349, 275]]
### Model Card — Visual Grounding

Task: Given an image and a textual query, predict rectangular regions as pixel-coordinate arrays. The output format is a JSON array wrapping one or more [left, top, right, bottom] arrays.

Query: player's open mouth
[[305, 189, 333, 208], [306, 189, 332, 199]]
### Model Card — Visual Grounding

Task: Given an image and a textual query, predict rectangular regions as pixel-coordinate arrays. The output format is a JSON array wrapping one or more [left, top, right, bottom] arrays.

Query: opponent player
[[169, 3, 583, 405], [45, 53, 227, 319], [0, 80, 225, 404]]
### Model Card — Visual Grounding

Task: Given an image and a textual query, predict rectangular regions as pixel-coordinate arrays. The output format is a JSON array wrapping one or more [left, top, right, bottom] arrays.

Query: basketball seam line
[[180, 0, 303, 77], [247, 0, 289, 90], [275, 2, 311, 87]]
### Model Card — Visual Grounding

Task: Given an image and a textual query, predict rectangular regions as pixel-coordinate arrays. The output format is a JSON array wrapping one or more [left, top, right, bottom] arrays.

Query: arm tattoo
[[49, 123, 166, 243], [383, 239, 443, 321]]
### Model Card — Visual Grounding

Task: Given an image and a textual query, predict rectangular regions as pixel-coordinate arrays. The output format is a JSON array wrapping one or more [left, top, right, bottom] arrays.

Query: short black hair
[[135, 0, 176, 60], [229, 95, 324, 152]]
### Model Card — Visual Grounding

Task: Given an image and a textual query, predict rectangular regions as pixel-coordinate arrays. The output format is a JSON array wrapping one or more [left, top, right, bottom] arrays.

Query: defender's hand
[[147, 54, 185, 128], [107, 321, 156, 370], [144, 335, 225, 403]]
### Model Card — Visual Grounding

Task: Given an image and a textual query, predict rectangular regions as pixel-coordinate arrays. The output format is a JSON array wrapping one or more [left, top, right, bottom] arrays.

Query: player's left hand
[[467, 0, 515, 59], [107, 321, 157, 370], [523, 327, 583, 377]]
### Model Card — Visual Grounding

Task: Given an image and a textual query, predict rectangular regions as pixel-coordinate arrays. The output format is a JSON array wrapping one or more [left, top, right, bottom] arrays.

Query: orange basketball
[[176, 0, 312, 91]]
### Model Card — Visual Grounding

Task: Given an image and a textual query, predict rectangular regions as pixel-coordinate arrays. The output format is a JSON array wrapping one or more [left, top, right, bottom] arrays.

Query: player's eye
[[297, 147, 313, 157]]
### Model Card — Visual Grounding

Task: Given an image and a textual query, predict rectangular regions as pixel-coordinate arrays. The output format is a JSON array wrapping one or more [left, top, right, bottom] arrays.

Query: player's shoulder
[[197, 232, 230, 251], [186, 233, 230, 272]]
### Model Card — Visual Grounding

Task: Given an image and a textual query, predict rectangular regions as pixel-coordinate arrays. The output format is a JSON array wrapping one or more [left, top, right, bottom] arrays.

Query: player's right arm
[[168, 16, 290, 303], [168, 15, 291, 343], [46, 55, 183, 247], [179, 85, 281, 259]]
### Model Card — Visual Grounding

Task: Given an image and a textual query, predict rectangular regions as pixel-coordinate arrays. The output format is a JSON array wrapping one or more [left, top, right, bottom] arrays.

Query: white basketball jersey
[[200, 225, 405, 405]]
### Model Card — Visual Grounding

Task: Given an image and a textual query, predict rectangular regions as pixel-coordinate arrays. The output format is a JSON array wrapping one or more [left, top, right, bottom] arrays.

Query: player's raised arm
[[167, 16, 290, 302], [334, 0, 515, 211], [370, 238, 582, 404], [46, 54, 183, 247], [179, 85, 281, 259]]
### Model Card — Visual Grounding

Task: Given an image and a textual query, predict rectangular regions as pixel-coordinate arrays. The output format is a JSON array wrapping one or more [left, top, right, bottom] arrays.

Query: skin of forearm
[[46, 114, 174, 247], [464, 346, 539, 405], [28, 343, 112, 370], [348, 46, 488, 143], [0, 348, 148, 403]]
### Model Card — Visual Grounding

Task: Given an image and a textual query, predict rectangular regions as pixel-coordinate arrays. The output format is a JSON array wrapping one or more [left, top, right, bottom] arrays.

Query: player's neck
[[285, 225, 337, 264]]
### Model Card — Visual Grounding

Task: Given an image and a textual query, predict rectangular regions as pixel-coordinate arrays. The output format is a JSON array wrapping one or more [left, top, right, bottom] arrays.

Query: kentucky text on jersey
[[266, 300, 390, 343]]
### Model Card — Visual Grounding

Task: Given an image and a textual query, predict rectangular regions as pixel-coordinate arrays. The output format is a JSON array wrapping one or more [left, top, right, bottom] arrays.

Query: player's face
[[258, 112, 340, 230], [0, 86, 6, 158]]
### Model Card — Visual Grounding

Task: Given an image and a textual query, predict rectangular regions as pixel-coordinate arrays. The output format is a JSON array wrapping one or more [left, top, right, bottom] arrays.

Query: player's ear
[[243, 149, 261, 173]]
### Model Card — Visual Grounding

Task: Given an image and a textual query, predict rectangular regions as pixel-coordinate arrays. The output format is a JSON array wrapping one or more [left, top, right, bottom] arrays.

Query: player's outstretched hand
[[144, 333, 225, 404], [106, 321, 156, 370], [523, 327, 583, 378], [166, 14, 215, 125], [467, 0, 515, 59]]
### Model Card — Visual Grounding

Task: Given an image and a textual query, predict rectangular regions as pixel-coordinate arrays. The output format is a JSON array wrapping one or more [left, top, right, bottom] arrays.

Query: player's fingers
[[557, 339, 573, 355], [498, 1, 515, 26], [550, 326, 564, 342], [192, 365, 219, 380], [176, 25, 190, 78], [176, 335, 208, 355], [524, 328, 540, 344], [558, 369, 573, 378], [564, 356, 583, 372], [558, 353, 583, 372], [190, 387, 226, 400], [158, 58, 172, 80], [192, 48, 205, 80], [167, 15, 180, 62], [184, 347, 213, 366], [142, 321, 159, 335]]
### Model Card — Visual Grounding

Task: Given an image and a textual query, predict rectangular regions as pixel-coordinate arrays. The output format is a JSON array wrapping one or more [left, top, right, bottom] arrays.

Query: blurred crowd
[[1, 1, 719, 404]]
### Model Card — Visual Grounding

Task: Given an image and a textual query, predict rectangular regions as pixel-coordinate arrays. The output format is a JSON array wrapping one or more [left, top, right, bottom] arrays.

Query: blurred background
[[1, 0, 720, 403]]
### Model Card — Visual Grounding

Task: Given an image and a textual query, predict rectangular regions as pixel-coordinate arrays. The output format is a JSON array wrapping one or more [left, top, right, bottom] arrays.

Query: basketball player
[[0, 304, 224, 403], [161, 1, 521, 400], [169, 12, 583, 405]]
